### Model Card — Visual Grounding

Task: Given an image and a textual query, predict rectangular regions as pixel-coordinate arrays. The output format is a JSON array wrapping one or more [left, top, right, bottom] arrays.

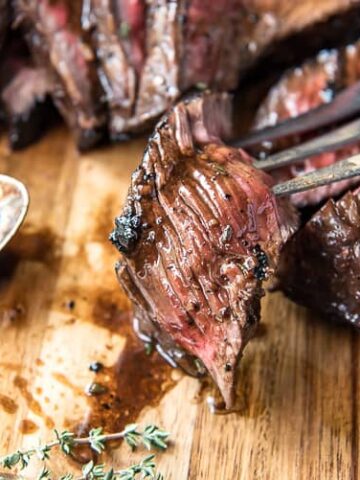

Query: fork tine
[[272, 154, 360, 196], [231, 81, 360, 149], [254, 117, 360, 171]]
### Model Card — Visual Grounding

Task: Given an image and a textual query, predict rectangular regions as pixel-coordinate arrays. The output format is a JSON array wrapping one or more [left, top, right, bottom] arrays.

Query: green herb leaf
[[37, 466, 51, 480], [123, 424, 141, 450], [143, 425, 170, 450], [89, 428, 106, 454], [82, 460, 95, 478], [59, 474, 74, 480], [119, 21, 131, 38], [54, 430, 75, 456]]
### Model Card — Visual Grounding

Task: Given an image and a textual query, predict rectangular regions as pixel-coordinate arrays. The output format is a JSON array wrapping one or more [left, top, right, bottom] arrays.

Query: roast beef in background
[[86, 0, 140, 139], [89, 0, 185, 139], [110, 92, 298, 407], [276, 188, 360, 327], [5, 0, 360, 149], [2, 66, 56, 150], [181, 0, 360, 92], [86, 0, 360, 140], [15, 0, 106, 150], [0, 34, 57, 149], [253, 38, 360, 207]]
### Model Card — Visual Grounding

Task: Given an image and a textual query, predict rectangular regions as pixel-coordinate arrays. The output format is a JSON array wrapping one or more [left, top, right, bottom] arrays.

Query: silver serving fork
[[231, 81, 360, 196]]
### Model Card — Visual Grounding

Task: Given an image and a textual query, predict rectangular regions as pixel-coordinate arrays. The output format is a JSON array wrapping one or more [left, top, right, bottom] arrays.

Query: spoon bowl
[[0, 174, 29, 252]]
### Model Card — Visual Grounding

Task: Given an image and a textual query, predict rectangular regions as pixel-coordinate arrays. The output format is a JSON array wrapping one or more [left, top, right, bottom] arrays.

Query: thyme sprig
[[0, 424, 169, 480]]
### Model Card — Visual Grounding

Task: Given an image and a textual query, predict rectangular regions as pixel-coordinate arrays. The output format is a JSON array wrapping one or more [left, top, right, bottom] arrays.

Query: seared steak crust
[[277, 189, 360, 326], [111, 93, 298, 407]]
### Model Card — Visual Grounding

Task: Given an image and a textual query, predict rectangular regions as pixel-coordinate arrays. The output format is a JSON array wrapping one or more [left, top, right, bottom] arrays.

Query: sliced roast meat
[[88, 0, 136, 135], [113, 0, 146, 74], [110, 93, 298, 407], [0, 34, 56, 149], [254, 39, 360, 206], [2, 66, 56, 149], [276, 188, 360, 327], [111, 0, 185, 137], [111, 0, 360, 138], [181, 0, 360, 92], [15, 0, 106, 150]]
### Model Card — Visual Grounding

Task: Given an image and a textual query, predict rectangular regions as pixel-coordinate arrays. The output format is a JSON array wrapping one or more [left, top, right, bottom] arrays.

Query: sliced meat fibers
[[110, 93, 298, 407], [16, 0, 106, 150], [87, 0, 137, 135], [254, 39, 360, 206], [277, 188, 360, 327]]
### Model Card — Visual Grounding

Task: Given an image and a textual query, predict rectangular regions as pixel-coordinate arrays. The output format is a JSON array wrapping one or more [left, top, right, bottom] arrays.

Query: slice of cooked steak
[[276, 188, 360, 327], [2, 66, 56, 149], [87, 0, 136, 135], [0, 34, 56, 149], [253, 39, 360, 206], [15, 0, 106, 150], [115, 0, 185, 136], [110, 93, 298, 407], [112, 0, 146, 74]]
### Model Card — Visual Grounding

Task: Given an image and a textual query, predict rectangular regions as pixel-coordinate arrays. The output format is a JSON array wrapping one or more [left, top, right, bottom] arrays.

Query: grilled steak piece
[[87, 0, 137, 134], [16, 0, 106, 150], [276, 188, 360, 327], [0, 35, 56, 149], [110, 93, 298, 407], [2, 66, 55, 149], [113, 0, 146, 74], [111, 0, 186, 137], [253, 39, 360, 207]]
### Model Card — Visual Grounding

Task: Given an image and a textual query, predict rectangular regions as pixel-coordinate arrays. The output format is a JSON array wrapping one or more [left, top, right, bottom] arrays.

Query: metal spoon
[[0, 174, 29, 252]]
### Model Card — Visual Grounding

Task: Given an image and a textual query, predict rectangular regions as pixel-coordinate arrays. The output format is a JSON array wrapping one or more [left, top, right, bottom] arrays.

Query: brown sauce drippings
[[73, 298, 177, 441], [78, 339, 176, 435], [0, 393, 18, 414], [19, 419, 39, 434], [13, 376, 55, 429]]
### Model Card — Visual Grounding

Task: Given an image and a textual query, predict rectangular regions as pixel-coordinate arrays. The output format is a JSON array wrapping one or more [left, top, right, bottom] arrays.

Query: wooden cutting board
[[0, 127, 358, 480]]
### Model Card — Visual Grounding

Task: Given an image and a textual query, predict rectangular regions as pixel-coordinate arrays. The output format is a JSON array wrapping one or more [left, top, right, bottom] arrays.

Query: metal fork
[[231, 81, 360, 196]]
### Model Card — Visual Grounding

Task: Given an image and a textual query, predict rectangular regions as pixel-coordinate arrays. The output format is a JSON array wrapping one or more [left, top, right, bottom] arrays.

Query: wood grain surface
[[0, 128, 358, 480]]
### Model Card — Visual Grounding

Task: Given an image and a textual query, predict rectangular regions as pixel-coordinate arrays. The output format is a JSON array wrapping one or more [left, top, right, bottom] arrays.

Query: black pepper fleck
[[89, 361, 104, 373], [65, 300, 75, 310]]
